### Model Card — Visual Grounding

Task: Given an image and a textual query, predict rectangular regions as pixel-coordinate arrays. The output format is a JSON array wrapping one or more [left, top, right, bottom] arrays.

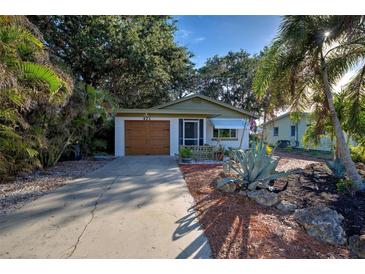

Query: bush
[[336, 179, 353, 193], [266, 144, 273, 155], [180, 147, 192, 158], [350, 146, 365, 163]]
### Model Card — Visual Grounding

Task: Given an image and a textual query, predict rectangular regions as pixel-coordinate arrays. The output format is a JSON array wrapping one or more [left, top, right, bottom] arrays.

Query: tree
[[253, 16, 364, 190], [0, 16, 72, 179], [29, 16, 195, 108], [196, 50, 262, 115]]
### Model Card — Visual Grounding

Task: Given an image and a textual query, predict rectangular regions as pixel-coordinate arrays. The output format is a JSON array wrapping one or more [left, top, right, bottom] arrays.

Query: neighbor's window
[[213, 128, 237, 139], [291, 125, 296, 137], [273, 127, 279, 136]]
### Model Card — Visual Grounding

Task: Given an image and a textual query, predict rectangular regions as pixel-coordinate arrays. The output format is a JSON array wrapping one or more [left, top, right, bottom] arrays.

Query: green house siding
[[161, 97, 246, 118]]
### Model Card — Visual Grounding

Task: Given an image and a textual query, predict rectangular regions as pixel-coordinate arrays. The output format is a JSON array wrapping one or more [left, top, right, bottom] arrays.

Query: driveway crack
[[63, 176, 119, 258]]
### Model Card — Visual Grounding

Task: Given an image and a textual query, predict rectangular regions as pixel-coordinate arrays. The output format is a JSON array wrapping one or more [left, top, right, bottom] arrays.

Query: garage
[[125, 120, 170, 155]]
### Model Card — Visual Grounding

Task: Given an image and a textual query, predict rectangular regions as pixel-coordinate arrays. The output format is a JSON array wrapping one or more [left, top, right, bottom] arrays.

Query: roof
[[152, 93, 258, 119], [115, 108, 221, 117], [262, 112, 309, 126]]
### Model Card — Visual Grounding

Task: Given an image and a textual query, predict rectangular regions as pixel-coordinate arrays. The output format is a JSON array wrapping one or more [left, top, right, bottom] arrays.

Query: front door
[[184, 120, 199, 145]]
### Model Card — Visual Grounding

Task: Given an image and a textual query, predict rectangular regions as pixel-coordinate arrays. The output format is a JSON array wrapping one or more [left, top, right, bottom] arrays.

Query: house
[[114, 94, 258, 156], [262, 112, 354, 151]]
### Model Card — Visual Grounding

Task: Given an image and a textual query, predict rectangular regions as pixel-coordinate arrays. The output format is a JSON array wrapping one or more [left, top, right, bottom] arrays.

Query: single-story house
[[115, 94, 258, 156], [262, 112, 355, 151]]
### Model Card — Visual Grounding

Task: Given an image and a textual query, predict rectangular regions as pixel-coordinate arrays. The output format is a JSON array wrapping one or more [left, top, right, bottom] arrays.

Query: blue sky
[[174, 16, 282, 68]]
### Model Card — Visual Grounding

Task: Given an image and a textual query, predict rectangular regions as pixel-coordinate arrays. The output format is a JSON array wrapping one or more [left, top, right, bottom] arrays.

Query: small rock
[[276, 200, 297, 213], [294, 206, 346, 245], [248, 181, 269, 191], [247, 189, 279, 207], [238, 190, 247, 197], [349, 234, 365, 258], [272, 180, 288, 192], [216, 177, 239, 193]]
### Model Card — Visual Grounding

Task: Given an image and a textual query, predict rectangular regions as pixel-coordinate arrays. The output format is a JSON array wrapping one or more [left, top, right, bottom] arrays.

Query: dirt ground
[[180, 158, 350, 258], [0, 159, 110, 215], [276, 162, 365, 237]]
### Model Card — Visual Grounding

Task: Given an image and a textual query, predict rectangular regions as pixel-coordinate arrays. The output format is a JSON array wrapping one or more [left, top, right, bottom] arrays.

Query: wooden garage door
[[125, 121, 170, 155]]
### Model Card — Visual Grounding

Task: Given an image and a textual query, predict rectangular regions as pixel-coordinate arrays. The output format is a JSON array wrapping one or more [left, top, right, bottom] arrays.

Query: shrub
[[350, 146, 365, 164], [266, 144, 273, 155], [180, 147, 192, 158], [336, 179, 353, 193]]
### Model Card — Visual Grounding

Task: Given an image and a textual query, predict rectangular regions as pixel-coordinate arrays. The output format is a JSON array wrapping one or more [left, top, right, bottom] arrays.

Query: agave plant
[[226, 141, 298, 190], [325, 158, 346, 178]]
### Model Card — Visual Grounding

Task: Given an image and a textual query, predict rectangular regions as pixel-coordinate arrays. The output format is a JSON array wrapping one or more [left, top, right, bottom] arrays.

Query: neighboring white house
[[262, 112, 334, 151], [114, 94, 257, 156]]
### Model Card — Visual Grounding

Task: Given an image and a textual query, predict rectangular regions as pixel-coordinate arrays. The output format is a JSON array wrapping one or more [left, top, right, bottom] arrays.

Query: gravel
[[0, 159, 110, 215]]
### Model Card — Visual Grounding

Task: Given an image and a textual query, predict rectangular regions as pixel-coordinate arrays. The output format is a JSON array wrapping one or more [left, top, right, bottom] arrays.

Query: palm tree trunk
[[320, 56, 364, 190]]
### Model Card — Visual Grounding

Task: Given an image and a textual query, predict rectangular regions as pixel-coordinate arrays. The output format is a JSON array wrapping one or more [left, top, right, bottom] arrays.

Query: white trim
[[203, 118, 207, 145]]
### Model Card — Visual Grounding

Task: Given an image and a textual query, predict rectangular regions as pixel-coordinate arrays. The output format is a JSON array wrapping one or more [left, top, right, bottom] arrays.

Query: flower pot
[[182, 157, 193, 163]]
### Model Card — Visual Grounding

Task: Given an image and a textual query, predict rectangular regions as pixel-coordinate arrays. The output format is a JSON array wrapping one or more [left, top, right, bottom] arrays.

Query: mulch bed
[[180, 164, 350, 258], [275, 162, 365, 237], [0, 159, 110, 215]]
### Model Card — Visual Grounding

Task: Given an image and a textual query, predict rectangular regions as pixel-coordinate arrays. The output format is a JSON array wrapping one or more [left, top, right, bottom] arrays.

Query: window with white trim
[[273, 127, 279, 136], [213, 128, 237, 139]]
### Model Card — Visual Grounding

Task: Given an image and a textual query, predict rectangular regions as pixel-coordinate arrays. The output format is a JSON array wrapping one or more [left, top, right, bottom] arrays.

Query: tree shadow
[[177, 164, 349, 259]]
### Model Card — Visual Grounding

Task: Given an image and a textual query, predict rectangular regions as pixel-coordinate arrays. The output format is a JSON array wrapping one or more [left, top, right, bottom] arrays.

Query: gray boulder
[[294, 206, 346, 245], [349, 234, 365, 258], [247, 189, 279, 207], [216, 177, 239, 193], [276, 200, 297, 213]]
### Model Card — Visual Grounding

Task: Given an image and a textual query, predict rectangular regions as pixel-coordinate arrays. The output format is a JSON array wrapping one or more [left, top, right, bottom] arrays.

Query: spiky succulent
[[227, 142, 298, 187]]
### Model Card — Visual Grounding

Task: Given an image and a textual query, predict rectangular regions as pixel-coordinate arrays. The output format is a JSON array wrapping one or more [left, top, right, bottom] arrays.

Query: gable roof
[[262, 112, 310, 126], [152, 93, 258, 118]]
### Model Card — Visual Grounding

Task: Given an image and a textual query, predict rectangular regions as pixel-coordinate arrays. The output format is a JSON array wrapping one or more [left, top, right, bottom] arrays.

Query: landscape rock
[[293, 206, 346, 245], [247, 189, 279, 207], [238, 190, 247, 197], [216, 177, 240, 193], [349, 234, 365, 258], [272, 180, 288, 192], [248, 181, 269, 191], [276, 200, 297, 213]]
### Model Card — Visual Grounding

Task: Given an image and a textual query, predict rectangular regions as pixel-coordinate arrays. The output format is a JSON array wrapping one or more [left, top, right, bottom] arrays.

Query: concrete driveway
[[0, 156, 211, 259]]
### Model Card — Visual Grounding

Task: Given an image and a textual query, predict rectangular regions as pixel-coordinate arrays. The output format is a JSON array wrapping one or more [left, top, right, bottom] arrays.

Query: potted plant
[[180, 147, 193, 163]]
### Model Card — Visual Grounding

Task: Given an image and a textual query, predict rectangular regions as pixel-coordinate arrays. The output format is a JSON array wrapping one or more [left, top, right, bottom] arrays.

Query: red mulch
[[180, 164, 349, 259]]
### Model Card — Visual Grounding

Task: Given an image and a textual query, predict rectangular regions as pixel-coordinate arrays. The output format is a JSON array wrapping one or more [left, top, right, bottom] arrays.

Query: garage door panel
[[125, 121, 170, 155]]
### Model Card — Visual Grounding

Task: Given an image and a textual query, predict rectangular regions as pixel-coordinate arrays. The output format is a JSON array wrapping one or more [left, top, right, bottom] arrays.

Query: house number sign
[[143, 113, 151, 120]]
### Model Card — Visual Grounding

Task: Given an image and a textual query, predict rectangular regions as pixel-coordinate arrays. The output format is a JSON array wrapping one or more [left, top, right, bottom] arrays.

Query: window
[[273, 127, 279, 136], [291, 125, 296, 137], [213, 128, 237, 139]]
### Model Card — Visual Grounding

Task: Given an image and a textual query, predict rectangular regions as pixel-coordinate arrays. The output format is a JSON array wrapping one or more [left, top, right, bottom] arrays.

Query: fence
[[179, 145, 216, 161]]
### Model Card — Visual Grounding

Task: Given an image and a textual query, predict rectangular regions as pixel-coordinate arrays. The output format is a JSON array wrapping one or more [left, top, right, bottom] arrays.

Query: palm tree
[[0, 16, 71, 179], [254, 16, 364, 190]]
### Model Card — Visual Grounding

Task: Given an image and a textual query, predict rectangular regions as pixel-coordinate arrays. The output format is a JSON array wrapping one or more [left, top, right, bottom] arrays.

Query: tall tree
[[0, 16, 72, 179], [29, 16, 195, 108], [253, 16, 364, 190], [196, 50, 262, 115]]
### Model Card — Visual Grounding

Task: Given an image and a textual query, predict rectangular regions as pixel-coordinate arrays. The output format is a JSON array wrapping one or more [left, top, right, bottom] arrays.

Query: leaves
[[18, 62, 65, 95]]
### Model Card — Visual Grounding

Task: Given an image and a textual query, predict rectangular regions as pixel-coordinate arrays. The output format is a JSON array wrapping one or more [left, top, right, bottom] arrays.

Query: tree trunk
[[320, 56, 364, 190]]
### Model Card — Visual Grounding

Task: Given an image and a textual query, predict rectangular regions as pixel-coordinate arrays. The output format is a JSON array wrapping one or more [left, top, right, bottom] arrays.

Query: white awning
[[209, 119, 247, 129]]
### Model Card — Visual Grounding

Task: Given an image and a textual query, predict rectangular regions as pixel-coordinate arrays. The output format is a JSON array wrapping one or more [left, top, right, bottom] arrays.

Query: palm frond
[[18, 62, 65, 95]]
